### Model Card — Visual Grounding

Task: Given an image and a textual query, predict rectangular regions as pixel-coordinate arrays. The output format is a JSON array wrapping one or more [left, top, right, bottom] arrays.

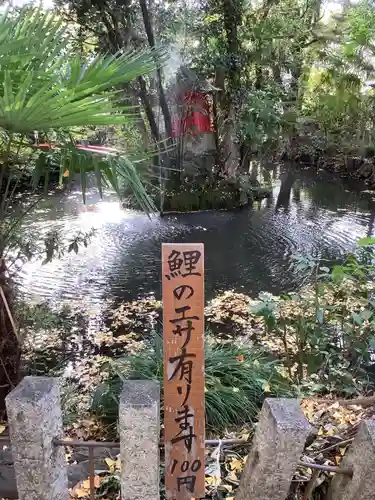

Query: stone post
[[329, 420, 375, 500], [5, 376, 68, 500], [235, 398, 312, 500], [119, 380, 160, 500]]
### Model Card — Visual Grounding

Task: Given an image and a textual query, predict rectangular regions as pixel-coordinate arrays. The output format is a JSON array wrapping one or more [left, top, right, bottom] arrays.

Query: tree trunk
[[272, 65, 282, 85], [0, 259, 20, 417], [276, 171, 295, 210], [137, 112, 150, 151], [290, 58, 302, 105], [137, 76, 161, 143], [214, 66, 225, 170], [214, 65, 240, 176], [222, 0, 241, 93], [139, 0, 173, 140], [137, 76, 170, 215], [255, 65, 263, 90], [221, 0, 241, 176], [223, 104, 240, 177]]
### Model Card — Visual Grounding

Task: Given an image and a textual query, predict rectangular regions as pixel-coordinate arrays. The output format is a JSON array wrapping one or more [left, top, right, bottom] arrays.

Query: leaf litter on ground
[[21, 292, 375, 498]]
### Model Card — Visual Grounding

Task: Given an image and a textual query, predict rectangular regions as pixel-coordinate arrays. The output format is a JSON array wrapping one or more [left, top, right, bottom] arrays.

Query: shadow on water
[[18, 163, 375, 306]]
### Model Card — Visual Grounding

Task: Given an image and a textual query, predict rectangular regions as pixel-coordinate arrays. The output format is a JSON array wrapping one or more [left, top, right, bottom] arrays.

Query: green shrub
[[91, 332, 292, 430], [251, 242, 375, 395]]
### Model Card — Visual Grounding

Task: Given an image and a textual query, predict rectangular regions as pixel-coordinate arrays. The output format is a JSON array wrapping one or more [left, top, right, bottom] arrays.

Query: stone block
[[5, 376, 68, 500], [329, 420, 375, 500], [235, 398, 312, 500], [119, 380, 160, 500]]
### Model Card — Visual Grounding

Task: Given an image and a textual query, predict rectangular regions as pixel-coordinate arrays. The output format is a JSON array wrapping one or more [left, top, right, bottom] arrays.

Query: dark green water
[[19, 164, 375, 308]]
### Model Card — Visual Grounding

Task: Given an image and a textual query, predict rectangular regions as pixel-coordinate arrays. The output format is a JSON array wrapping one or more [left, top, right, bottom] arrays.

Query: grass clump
[[91, 332, 292, 430]]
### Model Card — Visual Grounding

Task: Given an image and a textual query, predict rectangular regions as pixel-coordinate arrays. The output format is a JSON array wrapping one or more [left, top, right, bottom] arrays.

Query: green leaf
[[78, 153, 86, 205], [316, 309, 324, 324], [93, 156, 103, 199], [331, 265, 345, 284], [369, 336, 375, 350], [0, 7, 164, 219], [351, 312, 363, 325], [357, 236, 375, 247], [360, 309, 373, 321], [0, 8, 167, 134]]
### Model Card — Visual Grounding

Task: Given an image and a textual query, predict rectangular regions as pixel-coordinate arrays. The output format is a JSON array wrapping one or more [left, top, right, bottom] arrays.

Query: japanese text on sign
[[162, 243, 205, 499]]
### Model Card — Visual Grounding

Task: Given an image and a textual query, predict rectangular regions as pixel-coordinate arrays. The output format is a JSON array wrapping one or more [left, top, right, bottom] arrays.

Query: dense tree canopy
[[53, 0, 375, 177]]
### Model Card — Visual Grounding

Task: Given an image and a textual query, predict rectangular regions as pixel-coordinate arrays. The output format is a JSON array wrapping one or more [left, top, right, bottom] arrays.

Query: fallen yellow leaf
[[81, 480, 90, 490], [83, 476, 101, 489], [219, 484, 233, 491], [73, 487, 88, 499], [205, 475, 221, 486], [0, 425, 6, 435], [230, 458, 244, 472], [226, 470, 238, 481], [264, 381, 271, 392], [105, 457, 116, 473], [325, 427, 336, 437], [70, 471, 107, 498]]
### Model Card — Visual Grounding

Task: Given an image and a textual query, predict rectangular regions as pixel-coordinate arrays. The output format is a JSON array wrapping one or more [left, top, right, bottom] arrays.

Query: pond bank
[[126, 170, 273, 213], [326, 156, 375, 190], [282, 137, 375, 189], [24, 257, 375, 405]]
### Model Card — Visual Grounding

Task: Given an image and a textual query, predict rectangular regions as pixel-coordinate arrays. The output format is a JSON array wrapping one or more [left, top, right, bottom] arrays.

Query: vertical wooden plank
[[162, 243, 205, 500]]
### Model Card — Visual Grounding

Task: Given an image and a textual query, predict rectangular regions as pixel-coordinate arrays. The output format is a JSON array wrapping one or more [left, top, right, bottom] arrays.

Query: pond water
[[18, 163, 375, 309]]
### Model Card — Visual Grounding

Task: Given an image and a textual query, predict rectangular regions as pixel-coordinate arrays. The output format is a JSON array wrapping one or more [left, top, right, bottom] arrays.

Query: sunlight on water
[[16, 167, 375, 305]]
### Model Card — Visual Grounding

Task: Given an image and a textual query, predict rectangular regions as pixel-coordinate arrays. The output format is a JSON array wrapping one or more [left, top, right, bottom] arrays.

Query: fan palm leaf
[[0, 7, 167, 214]]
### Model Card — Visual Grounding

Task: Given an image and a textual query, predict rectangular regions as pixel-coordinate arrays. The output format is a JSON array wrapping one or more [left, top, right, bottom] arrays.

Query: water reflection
[[18, 164, 375, 306], [276, 171, 295, 211]]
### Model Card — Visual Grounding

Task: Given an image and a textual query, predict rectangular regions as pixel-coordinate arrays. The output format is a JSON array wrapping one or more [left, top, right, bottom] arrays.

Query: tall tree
[[60, 0, 164, 145], [221, 0, 242, 175], [139, 0, 173, 140]]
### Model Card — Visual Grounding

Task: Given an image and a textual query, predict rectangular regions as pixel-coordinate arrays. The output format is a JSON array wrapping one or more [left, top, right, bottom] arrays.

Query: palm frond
[[0, 7, 167, 134], [30, 145, 157, 213], [0, 7, 167, 215], [0, 8, 68, 71]]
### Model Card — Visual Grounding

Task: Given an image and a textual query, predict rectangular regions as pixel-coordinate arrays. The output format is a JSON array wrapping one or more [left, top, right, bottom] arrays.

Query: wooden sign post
[[162, 243, 205, 500]]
